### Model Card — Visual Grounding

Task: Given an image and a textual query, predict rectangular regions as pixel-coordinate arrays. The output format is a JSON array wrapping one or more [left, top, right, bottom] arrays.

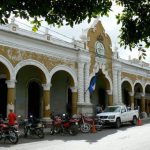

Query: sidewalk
[[142, 117, 150, 124]]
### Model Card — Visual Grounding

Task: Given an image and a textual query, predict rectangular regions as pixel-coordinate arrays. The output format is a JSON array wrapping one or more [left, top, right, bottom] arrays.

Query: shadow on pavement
[[0, 123, 142, 148]]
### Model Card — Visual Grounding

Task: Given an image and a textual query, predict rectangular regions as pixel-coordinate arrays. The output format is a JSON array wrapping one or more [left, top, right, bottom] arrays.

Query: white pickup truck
[[96, 105, 139, 128]]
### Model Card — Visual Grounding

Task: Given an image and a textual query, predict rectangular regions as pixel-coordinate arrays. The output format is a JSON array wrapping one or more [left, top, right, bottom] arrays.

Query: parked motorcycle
[[49, 113, 62, 135], [74, 114, 92, 133], [94, 116, 104, 131], [17, 115, 27, 136], [73, 114, 103, 133], [24, 115, 44, 138], [49, 113, 79, 136], [0, 123, 19, 144]]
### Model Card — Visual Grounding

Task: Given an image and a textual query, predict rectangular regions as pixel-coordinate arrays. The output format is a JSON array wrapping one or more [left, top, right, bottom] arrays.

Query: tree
[[0, 0, 112, 28], [0, 0, 150, 58], [116, 0, 150, 59]]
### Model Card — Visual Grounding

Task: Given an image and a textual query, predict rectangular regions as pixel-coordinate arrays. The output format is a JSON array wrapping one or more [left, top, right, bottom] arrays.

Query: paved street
[[0, 121, 150, 150]]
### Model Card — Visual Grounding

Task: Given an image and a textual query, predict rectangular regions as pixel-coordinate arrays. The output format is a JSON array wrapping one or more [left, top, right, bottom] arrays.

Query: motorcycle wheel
[[95, 123, 103, 131], [69, 125, 78, 136], [36, 128, 44, 138], [80, 123, 91, 133], [50, 126, 61, 135], [8, 130, 18, 144], [49, 127, 54, 135], [0, 131, 2, 140], [24, 127, 28, 137]]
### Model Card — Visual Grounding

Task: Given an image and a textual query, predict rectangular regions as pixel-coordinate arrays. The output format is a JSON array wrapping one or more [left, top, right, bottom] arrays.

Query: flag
[[88, 75, 97, 94]]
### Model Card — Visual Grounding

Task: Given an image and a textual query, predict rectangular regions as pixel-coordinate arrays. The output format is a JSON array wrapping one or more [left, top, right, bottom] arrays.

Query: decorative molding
[[134, 80, 144, 89], [117, 58, 150, 78], [49, 65, 77, 88], [13, 59, 49, 83], [42, 83, 51, 91], [112, 69, 118, 104], [0, 38, 78, 63], [106, 90, 112, 95], [145, 82, 150, 88], [97, 34, 104, 42], [0, 55, 14, 80], [70, 86, 77, 92], [6, 79, 16, 88], [121, 77, 134, 92], [0, 29, 82, 63], [45, 104, 50, 110], [112, 61, 122, 71], [129, 92, 134, 97], [0, 23, 85, 51], [91, 17, 100, 32], [77, 62, 84, 103], [84, 62, 90, 104], [90, 62, 112, 93], [7, 104, 14, 113]]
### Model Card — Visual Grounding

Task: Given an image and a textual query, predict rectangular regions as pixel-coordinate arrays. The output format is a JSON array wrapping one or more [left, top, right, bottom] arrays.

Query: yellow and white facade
[[0, 18, 150, 119]]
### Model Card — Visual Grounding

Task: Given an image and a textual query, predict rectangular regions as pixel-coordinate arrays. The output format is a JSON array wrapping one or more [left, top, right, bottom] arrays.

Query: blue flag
[[88, 75, 97, 94]]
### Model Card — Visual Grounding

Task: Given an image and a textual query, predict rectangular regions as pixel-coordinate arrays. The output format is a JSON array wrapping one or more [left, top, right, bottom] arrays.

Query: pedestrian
[[8, 109, 17, 126], [96, 105, 103, 114]]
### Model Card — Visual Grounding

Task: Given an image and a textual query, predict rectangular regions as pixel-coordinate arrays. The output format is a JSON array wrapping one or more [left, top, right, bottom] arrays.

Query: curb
[[141, 117, 150, 124]]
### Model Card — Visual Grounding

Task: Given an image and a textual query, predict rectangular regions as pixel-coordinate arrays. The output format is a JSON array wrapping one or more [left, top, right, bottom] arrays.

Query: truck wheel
[[116, 118, 121, 128], [132, 116, 137, 125]]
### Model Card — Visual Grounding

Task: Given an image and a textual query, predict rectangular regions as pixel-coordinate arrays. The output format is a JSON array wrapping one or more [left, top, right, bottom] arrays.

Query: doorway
[[28, 81, 42, 118], [98, 88, 106, 109], [0, 78, 7, 118]]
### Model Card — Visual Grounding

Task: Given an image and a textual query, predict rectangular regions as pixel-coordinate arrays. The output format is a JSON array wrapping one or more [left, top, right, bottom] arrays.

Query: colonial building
[[0, 18, 150, 119]]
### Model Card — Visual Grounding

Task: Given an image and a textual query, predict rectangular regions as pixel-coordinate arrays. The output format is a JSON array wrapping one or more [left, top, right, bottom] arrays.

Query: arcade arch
[[134, 82, 144, 111], [50, 70, 76, 115], [145, 84, 150, 114], [0, 58, 13, 118], [15, 65, 46, 118], [90, 69, 111, 113], [121, 80, 132, 106]]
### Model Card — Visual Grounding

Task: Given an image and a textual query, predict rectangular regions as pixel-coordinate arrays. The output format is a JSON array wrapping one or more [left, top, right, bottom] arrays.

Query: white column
[[6, 80, 16, 114], [129, 92, 134, 110], [112, 69, 118, 105], [141, 93, 145, 112], [78, 62, 84, 103], [42, 83, 51, 119], [70, 86, 78, 114], [118, 70, 122, 104], [84, 62, 90, 104], [106, 90, 113, 106]]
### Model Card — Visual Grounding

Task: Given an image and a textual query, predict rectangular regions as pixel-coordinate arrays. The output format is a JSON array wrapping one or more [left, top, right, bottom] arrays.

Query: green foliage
[[0, 0, 112, 27], [138, 45, 147, 60], [0, 0, 150, 57], [116, 0, 150, 52]]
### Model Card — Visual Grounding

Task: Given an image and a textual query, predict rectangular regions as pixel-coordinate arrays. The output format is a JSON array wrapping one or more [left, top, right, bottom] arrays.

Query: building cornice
[[0, 30, 80, 62], [113, 58, 150, 78]]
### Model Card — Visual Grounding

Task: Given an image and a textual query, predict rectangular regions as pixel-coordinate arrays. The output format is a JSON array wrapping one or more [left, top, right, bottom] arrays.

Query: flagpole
[[84, 88, 89, 95]]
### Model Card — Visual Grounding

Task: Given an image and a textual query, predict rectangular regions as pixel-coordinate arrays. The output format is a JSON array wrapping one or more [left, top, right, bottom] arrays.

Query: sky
[[14, 3, 150, 63]]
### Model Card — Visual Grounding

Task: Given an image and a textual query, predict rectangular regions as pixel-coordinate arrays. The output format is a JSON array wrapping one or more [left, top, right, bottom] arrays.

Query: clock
[[95, 41, 105, 56]]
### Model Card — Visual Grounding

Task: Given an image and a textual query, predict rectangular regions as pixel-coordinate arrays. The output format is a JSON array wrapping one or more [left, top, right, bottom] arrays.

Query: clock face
[[95, 41, 105, 56]]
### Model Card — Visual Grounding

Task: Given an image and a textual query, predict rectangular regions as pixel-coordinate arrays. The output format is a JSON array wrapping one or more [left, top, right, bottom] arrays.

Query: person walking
[[8, 109, 16, 126]]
